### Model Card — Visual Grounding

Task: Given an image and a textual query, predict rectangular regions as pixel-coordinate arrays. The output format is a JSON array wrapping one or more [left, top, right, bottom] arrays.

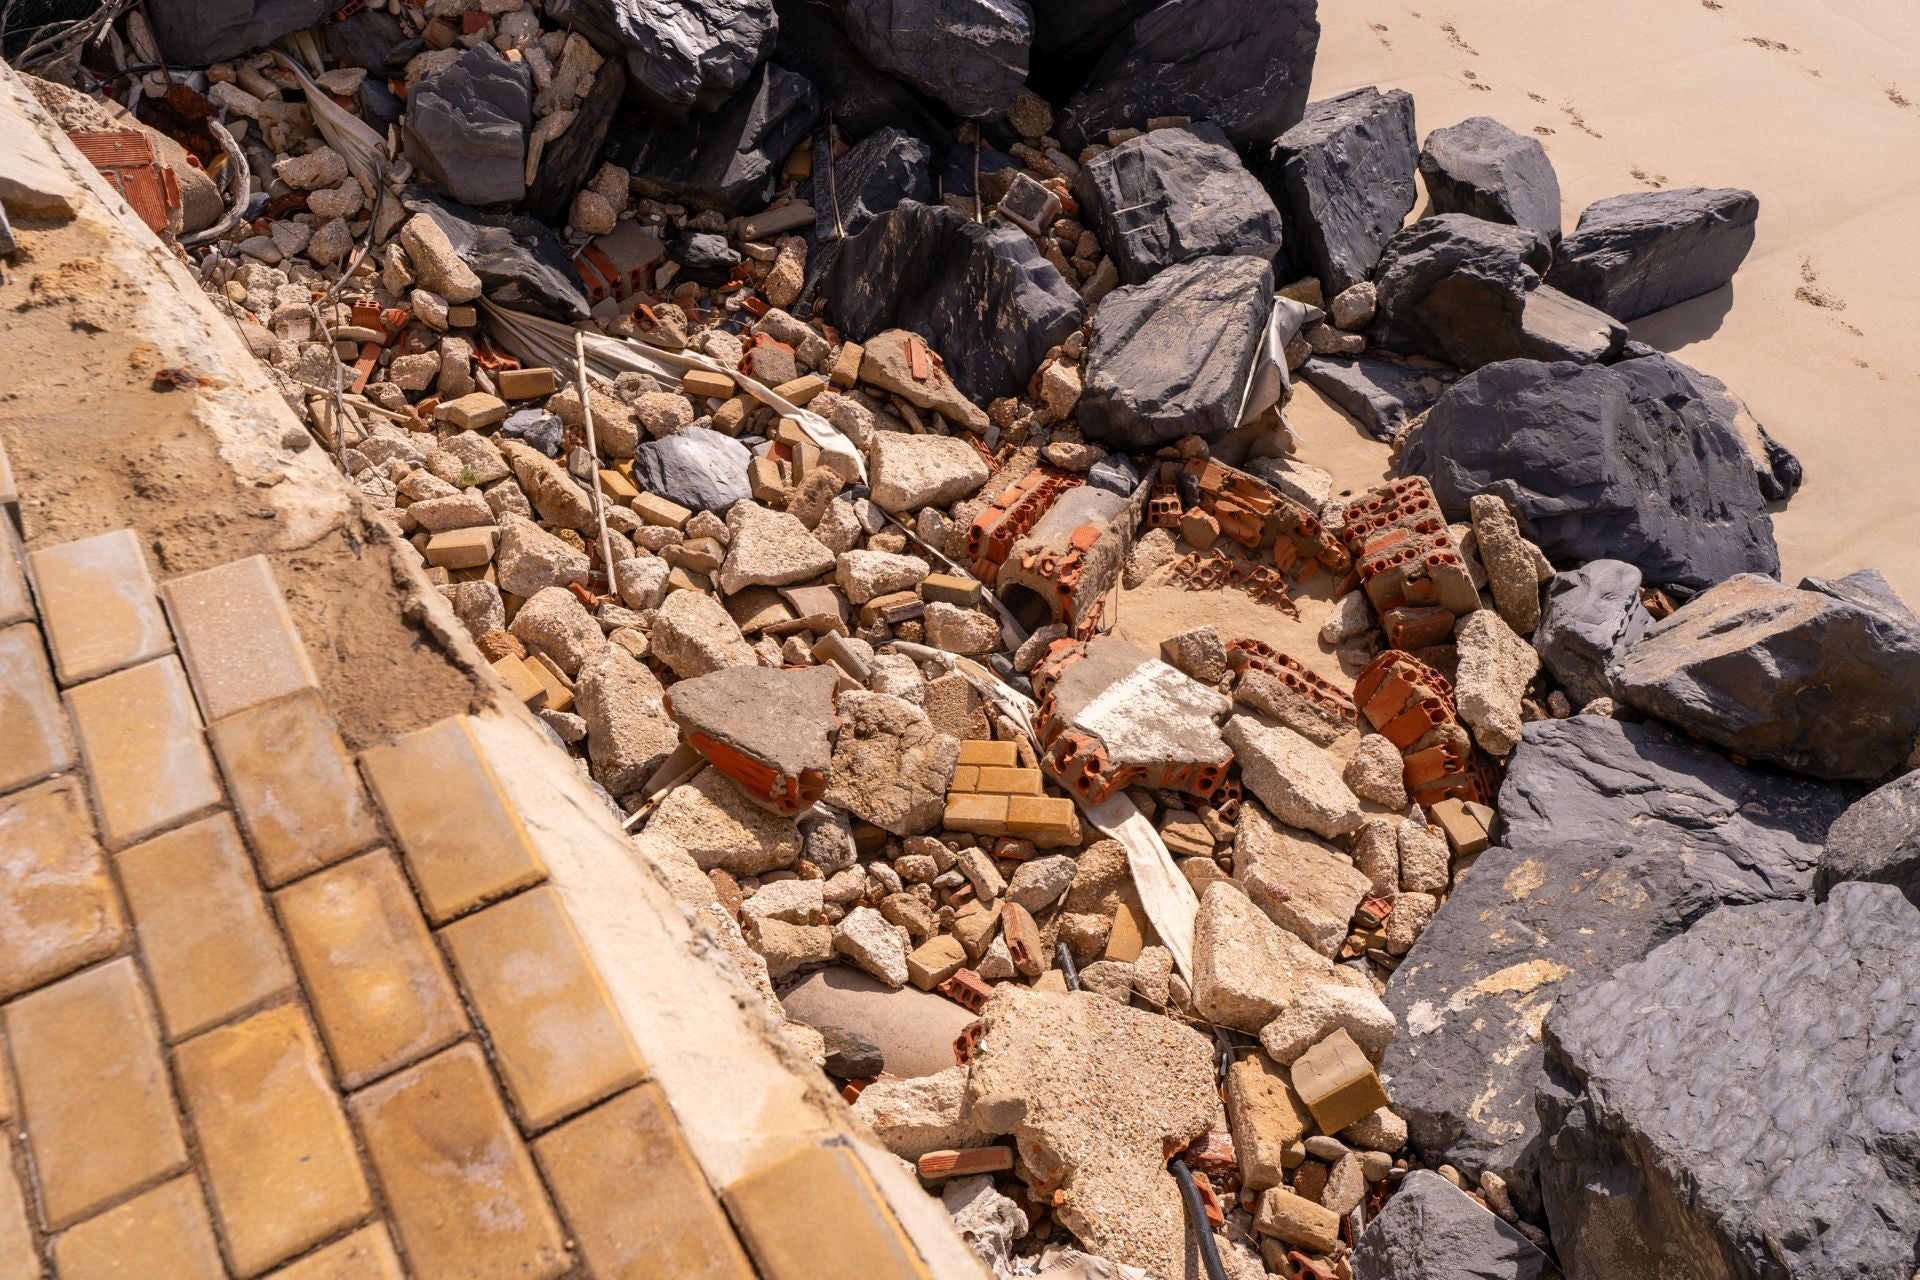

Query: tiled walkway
[[0, 474, 931, 1277]]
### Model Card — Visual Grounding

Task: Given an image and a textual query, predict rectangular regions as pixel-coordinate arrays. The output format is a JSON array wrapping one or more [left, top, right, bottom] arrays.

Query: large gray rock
[[1299, 355, 1454, 441], [402, 190, 591, 321], [1538, 882, 1920, 1280], [1260, 87, 1418, 296], [403, 44, 532, 208], [823, 200, 1084, 403], [768, 0, 952, 141], [1368, 216, 1623, 371], [1418, 116, 1562, 241], [1073, 123, 1283, 286], [1611, 571, 1920, 781], [148, 0, 335, 64], [1056, 0, 1321, 150], [525, 57, 627, 223], [1353, 1171, 1557, 1280], [1547, 187, 1759, 322], [1815, 772, 1920, 907], [632, 427, 754, 512], [833, 0, 1032, 118], [603, 62, 821, 213], [1616, 345, 1804, 501], [1399, 357, 1779, 590], [1533, 560, 1650, 706], [1077, 255, 1274, 450], [545, 0, 778, 117], [799, 126, 934, 288]]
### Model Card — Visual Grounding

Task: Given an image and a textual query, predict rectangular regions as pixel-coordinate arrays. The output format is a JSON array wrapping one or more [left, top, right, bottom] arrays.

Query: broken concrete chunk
[[651, 589, 756, 678], [1234, 802, 1372, 958], [666, 665, 840, 813], [1223, 716, 1364, 840], [833, 904, 910, 987], [869, 432, 991, 514], [717, 501, 834, 594], [850, 1065, 991, 1161], [1259, 982, 1396, 1067], [575, 644, 679, 795], [1191, 881, 1334, 1033], [1453, 609, 1540, 758], [825, 690, 960, 836], [645, 768, 802, 875]]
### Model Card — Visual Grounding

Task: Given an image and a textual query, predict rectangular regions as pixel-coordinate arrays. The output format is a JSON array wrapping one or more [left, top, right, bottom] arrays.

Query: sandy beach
[[1308, 0, 1920, 601]]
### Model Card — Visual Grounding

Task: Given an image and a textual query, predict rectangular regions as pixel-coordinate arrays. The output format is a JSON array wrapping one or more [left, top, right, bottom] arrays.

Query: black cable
[[1168, 1157, 1230, 1280], [1054, 941, 1079, 990]]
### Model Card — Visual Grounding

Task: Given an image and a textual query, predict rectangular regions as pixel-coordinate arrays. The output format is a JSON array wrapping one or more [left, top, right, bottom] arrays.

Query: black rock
[[1610, 571, 1920, 781], [402, 190, 591, 321], [818, 1024, 885, 1079], [1056, 0, 1322, 150], [1368, 216, 1623, 371], [832, 0, 1032, 119], [503, 409, 565, 457], [1299, 355, 1454, 441], [1418, 116, 1562, 241], [1260, 87, 1418, 296], [769, 0, 953, 143], [1532, 560, 1649, 706], [632, 428, 754, 512], [524, 57, 627, 225], [1815, 773, 1920, 907], [1547, 187, 1759, 322], [402, 44, 533, 208], [668, 232, 743, 285], [1538, 882, 1920, 1279], [1353, 1171, 1558, 1280], [1073, 122, 1283, 285], [1085, 452, 1142, 497], [545, 0, 777, 118], [1615, 346, 1804, 502], [603, 62, 821, 214], [799, 126, 936, 293], [320, 8, 407, 75], [1399, 357, 1779, 590], [1077, 255, 1274, 450], [822, 200, 1084, 403], [147, 0, 335, 65], [1027, 0, 1159, 97]]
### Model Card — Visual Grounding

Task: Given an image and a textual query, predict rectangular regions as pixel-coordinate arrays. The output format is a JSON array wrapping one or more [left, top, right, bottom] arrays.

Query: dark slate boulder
[[1615, 346, 1804, 502], [1259, 87, 1418, 296], [667, 232, 742, 285], [402, 44, 532, 209], [798, 126, 935, 293], [1611, 571, 1920, 781], [402, 190, 591, 321], [832, 0, 1032, 119], [321, 8, 408, 75], [1077, 255, 1274, 450], [1368, 216, 1623, 371], [1056, 0, 1321, 150], [632, 428, 754, 512], [1538, 882, 1920, 1280], [822, 199, 1084, 403], [1815, 772, 1920, 906], [769, 0, 952, 143], [1399, 358, 1779, 590], [1353, 1171, 1558, 1280], [1299, 355, 1454, 441], [525, 57, 628, 224], [1418, 116, 1562, 241], [603, 62, 821, 214], [147, 0, 335, 65], [1532, 560, 1649, 707], [1073, 122, 1283, 285], [1547, 187, 1759, 321], [545, 0, 777, 117]]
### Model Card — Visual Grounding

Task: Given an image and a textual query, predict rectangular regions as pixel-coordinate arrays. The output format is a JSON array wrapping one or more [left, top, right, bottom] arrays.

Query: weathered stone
[[1547, 187, 1760, 322], [148, 0, 335, 63], [850, 1066, 990, 1160], [1533, 559, 1649, 707], [1343, 735, 1407, 808], [646, 769, 801, 874], [824, 691, 959, 836], [942, 1174, 1027, 1273], [1222, 717, 1363, 840], [1352, 1170, 1556, 1280], [1418, 116, 1562, 242], [612, 556, 671, 612], [509, 587, 607, 677], [1453, 609, 1538, 758], [1815, 773, 1920, 907], [1233, 803, 1370, 958], [832, 905, 910, 987], [399, 214, 483, 304], [547, 0, 779, 118], [1158, 626, 1228, 686], [633, 427, 754, 513], [403, 190, 591, 320], [651, 589, 756, 677], [404, 44, 531, 207], [576, 646, 679, 794], [716, 503, 834, 595], [869, 432, 991, 515], [924, 603, 1000, 656], [1300, 355, 1455, 442], [1005, 855, 1075, 915], [1469, 495, 1543, 634], [835, 551, 930, 605], [1260, 981, 1396, 1066], [833, 0, 1030, 118], [1225, 1052, 1311, 1191], [1191, 882, 1334, 1033], [1260, 88, 1418, 296], [1397, 818, 1450, 896]]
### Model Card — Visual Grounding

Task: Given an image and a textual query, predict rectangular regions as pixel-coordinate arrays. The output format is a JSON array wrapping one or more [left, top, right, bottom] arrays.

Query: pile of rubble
[[15, 0, 1920, 1276]]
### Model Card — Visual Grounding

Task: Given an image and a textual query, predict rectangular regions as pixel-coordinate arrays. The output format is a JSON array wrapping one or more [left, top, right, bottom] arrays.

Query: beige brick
[[440, 887, 645, 1130], [0, 777, 124, 1000], [0, 622, 74, 795], [829, 340, 864, 388], [65, 656, 221, 849], [359, 716, 547, 923], [1006, 795, 1077, 845], [349, 1044, 568, 1280], [1289, 1028, 1390, 1135], [974, 766, 1044, 795], [207, 689, 379, 888], [597, 470, 640, 504], [0, 519, 33, 627], [533, 1086, 756, 1280], [116, 814, 295, 1041], [724, 1144, 932, 1280], [264, 1225, 404, 1280], [491, 652, 547, 709], [496, 367, 559, 400], [424, 527, 498, 569], [28, 530, 172, 687], [0, 1156, 36, 1280], [4, 958, 187, 1227], [0, 1022, 12, 1123], [159, 556, 317, 724], [943, 792, 1009, 836], [51, 1177, 223, 1280], [274, 850, 467, 1088], [681, 369, 734, 399], [631, 492, 691, 529], [956, 740, 1018, 768], [434, 393, 509, 431], [174, 1006, 371, 1277]]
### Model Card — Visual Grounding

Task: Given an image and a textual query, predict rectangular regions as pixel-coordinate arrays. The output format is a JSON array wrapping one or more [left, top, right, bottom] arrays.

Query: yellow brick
[[359, 716, 548, 923], [771, 374, 827, 406], [4, 958, 187, 1227], [918, 573, 980, 607], [525, 652, 575, 713], [491, 652, 547, 709], [274, 850, 467, 1089], [440, 886, 646, 1131], [116, 814, 295, 1041], [974, 766, 1044, 795], [0, 1156, 35, 1280], [51, 1177, 223, 1280], [1105, 900, 1145, 963], [0, 622, 75, 795], [682, 369, 735, 399], [948, 764, 980, 793], [349, 1044, 568, 1280], [0, 777, 124, 1001], [206, 688, 380, 888], [1289, 1029, 1390, 1135], [597, 469, 641, 503], [942, 793, 1010, 836], [159, 555, 318, 724], [174, 1006, 372, 1276], [724, 1144, 932, 1280], [65, 656, 221, 849], [496, 366, 560, 400], [631, 492, 692, 529], [956, 740, 1018, 768], [27, 529, 171, 685], [749, 456, 785, 503], [424, 526, 499, 569], [829, 341, 864, 388], [1007, 794, 1077, 844], [265, 1226, 405, 1280], [533, 1086, 756, 1280], [773, 416, 812, 447]]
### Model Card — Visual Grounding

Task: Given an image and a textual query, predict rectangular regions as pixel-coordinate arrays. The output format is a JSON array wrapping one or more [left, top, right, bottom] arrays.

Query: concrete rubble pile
[[14, 0, 1917, 1276]]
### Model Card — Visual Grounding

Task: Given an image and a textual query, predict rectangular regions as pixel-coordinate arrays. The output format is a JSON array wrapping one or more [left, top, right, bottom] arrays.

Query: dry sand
[[1309, 0, 1920, 602]]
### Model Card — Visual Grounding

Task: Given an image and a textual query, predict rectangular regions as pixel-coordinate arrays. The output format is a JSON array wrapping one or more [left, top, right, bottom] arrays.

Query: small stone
[[646, 769, 801, 875], [925, 602, 1001, 656], [399, 214, 481, 303], [651, 590, 755, 678], [834, 905, 910, 987], [1397, 819, 1450, 895], [1329, 281, 1378, 330], [1223, 717, 1365, 839], [1321, 590, 1374, 644], [717, 503, 834, 595], [1343, 736, 1407, 808], [1454, 610, 1541, 757], [836, 550, 931, 605], [1191, 882, 1332, 1033], [1469, 494, 1545, 635], [1159, 625, 1227, 685], [1385, 891, 1437, 954]]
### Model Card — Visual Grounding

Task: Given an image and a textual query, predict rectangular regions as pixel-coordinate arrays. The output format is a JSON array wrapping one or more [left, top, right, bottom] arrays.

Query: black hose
[[1169, 1157, 1230, 1280], [1054, 941, 1079, 991]]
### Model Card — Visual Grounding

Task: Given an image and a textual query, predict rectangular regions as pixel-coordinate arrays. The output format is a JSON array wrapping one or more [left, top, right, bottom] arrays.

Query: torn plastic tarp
[[1234, 295, 1312, 428], [270, 36, 385, 197], [482, 303, 866, 484]]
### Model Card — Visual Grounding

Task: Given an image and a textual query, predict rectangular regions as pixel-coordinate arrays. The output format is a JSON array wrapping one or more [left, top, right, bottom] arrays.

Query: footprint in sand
[[1795, 258, 1855, 325], [1630, 168, 1669, 189], [1888, 87, 1917, 112], [1461, 69, 1492, 93], [1532, 126, 1556, 136], [1560, 105, 1603, 138], [1368, 21, 1393, 49], [1745, 36, 1797, 53], [1700, 0, 1723, 9], [1440, 21, 1479, 55]]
